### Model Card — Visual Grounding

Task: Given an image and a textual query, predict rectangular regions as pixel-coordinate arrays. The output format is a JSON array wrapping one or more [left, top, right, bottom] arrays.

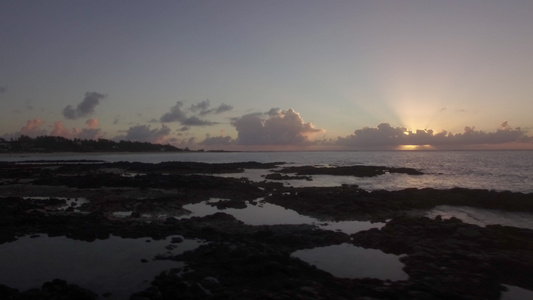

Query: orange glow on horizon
[[397, 144, 435, 151]]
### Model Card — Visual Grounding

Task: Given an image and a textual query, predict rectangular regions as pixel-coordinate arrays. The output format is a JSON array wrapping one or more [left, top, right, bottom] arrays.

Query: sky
[[1, 0, 533, 150]]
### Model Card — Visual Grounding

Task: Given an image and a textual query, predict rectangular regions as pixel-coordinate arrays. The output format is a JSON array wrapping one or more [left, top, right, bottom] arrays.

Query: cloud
[[500, 121, 511, 130], [215, 103, 233, 114], [190, 99, 234, 116], [50, 119, 102, 140], [2, 118, 103, 140], [182, 116, 216, 126], [20, 118, 47, 137], [50, 121, 71, 137], [190, 99, 211, 114], [200, 135, 235, 146], [230, 113, 265, 144], [75, 119, 102, 139], [160, 102, 187, 123], [115, 124, 172, 144], [267, 108, 281, 116], [336, 122, 533, 149], [0, 86, 6, 93], [337, 123, 408, 147], [160, 100, 223, 126], [231, 108, 324, 145], [73, 127, 102, 140], [162, 102, 191, 123], [85, 118, 100, 129], [63, 92, 106, 119], [444, 125, 529, 146]]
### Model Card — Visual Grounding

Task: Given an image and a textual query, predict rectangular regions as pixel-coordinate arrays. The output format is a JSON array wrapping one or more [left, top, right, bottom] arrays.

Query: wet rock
[[352, 216, 533, 299], [0, 284, 19, 299], [454, 226, 482, 238], [145, 243, 360, 299], [2, 279, 99, 300], [266, 187, 533, 221], [208, 198, 247, 209]]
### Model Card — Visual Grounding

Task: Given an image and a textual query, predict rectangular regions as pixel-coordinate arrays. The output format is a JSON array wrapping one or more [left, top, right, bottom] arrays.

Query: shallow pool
[[292, 243, 408, 281], [0, 235, 203, 299]]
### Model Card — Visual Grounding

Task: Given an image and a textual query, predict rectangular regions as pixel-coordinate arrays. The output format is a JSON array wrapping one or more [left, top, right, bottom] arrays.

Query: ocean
[[3, 150, 533, 193]]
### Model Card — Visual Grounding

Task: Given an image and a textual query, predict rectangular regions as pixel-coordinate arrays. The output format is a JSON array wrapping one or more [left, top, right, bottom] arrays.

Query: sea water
[[3, 150, 532, 192]]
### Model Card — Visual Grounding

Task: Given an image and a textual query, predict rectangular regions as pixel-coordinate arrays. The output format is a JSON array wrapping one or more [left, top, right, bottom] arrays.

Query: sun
[[398, 144, 435, 151]]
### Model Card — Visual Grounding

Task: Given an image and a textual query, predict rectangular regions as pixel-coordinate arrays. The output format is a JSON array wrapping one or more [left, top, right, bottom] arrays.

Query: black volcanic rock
[[352, 216, 533, 299], [0, 279, 97, 300]]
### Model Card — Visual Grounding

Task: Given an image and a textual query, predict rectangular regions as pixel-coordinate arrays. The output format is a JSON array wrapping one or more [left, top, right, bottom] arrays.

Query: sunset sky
[[1, 1, 532, 150]]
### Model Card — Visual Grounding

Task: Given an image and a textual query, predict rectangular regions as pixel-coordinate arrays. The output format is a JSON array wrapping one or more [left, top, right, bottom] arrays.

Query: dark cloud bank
[[335, 122, 532, 149]]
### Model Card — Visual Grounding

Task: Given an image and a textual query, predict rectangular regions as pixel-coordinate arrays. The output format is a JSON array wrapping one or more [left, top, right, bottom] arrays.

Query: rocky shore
[[1, 160, 532, 299]]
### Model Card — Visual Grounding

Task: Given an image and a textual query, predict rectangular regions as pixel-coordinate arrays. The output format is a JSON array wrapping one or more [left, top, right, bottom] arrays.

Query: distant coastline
[[0, 135, 238, 154], [0, 150, 238, 159]]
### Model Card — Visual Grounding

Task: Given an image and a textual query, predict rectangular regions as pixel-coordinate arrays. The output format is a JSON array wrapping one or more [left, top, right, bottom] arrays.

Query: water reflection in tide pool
[[0, 235, 203, 299], [180, 199, 385, 234], [292, 243, 408, 281]]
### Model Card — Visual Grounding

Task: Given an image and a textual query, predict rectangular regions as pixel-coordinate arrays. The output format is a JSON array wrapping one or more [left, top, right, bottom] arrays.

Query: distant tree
[[3, 136, 185, 153]]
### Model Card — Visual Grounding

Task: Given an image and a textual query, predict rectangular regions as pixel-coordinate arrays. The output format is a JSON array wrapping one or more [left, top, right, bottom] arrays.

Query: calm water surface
[[3, 150, 532, 192], [0, 235, 203, 299]]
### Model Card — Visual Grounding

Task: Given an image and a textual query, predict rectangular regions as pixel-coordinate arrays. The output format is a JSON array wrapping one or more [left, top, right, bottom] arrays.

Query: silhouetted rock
[[352, 216, 533, 298], [0, 279, 98, 300]]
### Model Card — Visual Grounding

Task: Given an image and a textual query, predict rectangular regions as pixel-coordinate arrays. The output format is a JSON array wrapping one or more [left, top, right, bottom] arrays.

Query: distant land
[[0, 135, 224, 153]]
